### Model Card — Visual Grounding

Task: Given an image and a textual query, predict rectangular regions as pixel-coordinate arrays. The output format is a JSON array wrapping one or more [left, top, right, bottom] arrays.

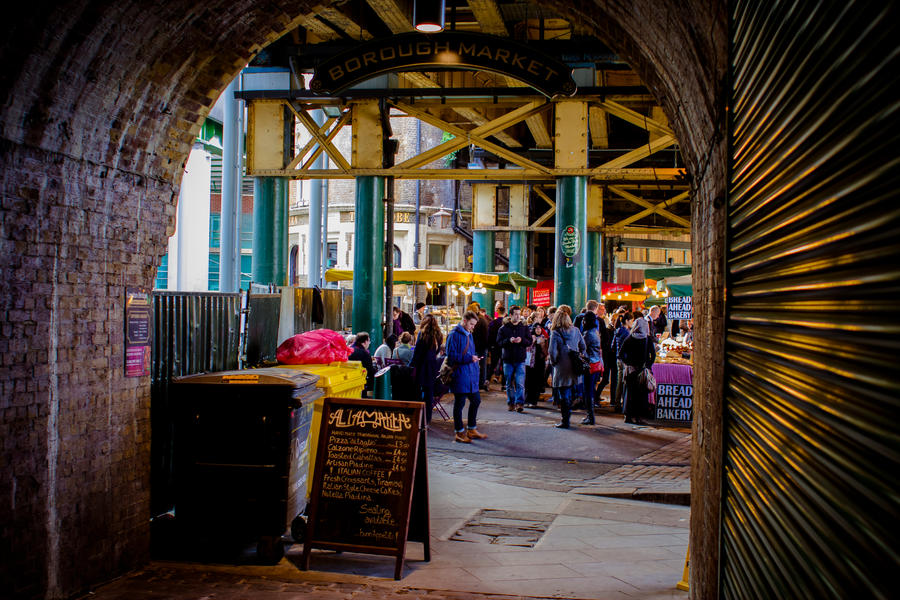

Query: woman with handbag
[[548, 305, 586, 429], [581, 311, 603, 425], [411, 315, 442, 425], [617, 317, 657, 425]]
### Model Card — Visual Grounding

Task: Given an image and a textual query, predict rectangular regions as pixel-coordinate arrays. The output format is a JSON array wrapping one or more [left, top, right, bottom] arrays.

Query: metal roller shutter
[[725, 2, 900, 598]]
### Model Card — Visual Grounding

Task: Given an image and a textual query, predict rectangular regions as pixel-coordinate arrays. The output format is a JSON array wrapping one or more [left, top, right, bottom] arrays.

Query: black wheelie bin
[[170, 368, 321, 562]]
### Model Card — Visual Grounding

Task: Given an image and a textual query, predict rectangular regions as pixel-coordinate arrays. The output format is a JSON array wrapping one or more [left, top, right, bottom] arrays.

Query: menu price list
[[312, 407, 414, 548]]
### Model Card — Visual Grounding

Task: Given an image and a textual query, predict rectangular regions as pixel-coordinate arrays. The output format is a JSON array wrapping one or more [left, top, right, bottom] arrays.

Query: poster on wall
[[666, 296, 693, 320], [560, 225, 580, 268], [125, 287, 151, 377]]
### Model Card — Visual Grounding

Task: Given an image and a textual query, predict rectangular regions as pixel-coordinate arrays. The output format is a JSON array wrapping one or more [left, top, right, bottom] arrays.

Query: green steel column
[[508, 231, 526, 306], [554, 176, 588, 310], [252, 177, 277, 285], [273, 177, 289, 286], [473, 230, 495, 274], [586, 231, 603, 301], [352, 176, 385, 345]]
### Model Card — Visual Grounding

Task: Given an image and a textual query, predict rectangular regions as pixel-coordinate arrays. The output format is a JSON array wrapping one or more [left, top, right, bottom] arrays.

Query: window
[[155, 254, 168, 290], [327, 242, 338, 268], [393, 244, 402, 268], [428, 243, 447, 266]]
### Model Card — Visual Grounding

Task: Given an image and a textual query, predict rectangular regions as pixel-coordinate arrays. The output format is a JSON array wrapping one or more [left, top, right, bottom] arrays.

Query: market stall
[[324, 268, 536, 335], [648, 322, 693, 425]]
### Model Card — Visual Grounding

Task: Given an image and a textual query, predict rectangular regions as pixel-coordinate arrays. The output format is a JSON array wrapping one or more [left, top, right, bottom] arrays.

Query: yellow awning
[[324, 268, 501, 286]]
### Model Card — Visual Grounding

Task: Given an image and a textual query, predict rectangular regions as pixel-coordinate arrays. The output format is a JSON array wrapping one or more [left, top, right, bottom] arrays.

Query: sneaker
[[454, 432, 472, 443], [516, 405, 524, 412], [466, 428, 488, 440], [581, 417, 595, 425], [507, 404, 516, 411]]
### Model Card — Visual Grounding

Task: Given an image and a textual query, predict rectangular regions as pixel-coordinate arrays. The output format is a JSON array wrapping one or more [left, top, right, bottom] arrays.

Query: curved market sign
[[311, 32, 577, 98]]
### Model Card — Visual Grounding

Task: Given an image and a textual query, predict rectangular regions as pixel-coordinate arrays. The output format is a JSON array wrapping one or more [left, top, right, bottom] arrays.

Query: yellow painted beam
[[509, 184, 529, 227], [472, 183, 497, 228], [288, 103, 351, 172], [399, 72, 522, 147], [587, 184, 603, 229], [531, 186, 556, 227], [597, 99, 675, 137], [554, 100, 588, 169], [608, 187, 690, 228], [467, 0, 508, 35], [246, 100, 286, 171], [365, 0, 414, 33], [313, 4, 374, 39], [595, 134, 676, 170], [589, 106, 610, 149], [390, 100, 551, 173], [350, 100, 383, 169], [250, 167, 687, 181], [297, 13, 341, 40]]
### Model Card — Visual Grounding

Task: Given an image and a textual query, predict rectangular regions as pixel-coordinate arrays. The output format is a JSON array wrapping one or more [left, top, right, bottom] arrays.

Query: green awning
[[644, 266, 692, 280], [489, 272, 538, 293]]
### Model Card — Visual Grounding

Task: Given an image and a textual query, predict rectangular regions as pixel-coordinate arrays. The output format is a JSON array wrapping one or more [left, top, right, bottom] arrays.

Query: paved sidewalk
[[85, 468, 689, 600], [84, 390, 691, 600]]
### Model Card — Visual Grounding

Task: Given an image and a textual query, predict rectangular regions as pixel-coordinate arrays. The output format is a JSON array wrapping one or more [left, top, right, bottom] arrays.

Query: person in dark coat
[[618, 317, 656, 425], [581, 311, 603, 425], [524, 321, 548, 407], [469, 302, 490, 391], [487, 304, 506, 386], [497, 305, 533, 411], [548, 306, 586, 429], [411, 315, 442, 425], [447, 311, 486, 443], [612, 311, 635, 412], [348, 332, 375, 397]]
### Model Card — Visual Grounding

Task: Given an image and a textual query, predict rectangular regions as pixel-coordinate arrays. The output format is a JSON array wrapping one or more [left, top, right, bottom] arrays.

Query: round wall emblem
[[561, 225, 580, 258]]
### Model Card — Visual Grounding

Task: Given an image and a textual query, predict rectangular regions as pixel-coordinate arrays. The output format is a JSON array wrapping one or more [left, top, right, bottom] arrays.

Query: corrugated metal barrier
[[151, 291, 242, 515], [725, 2, 899, 598]]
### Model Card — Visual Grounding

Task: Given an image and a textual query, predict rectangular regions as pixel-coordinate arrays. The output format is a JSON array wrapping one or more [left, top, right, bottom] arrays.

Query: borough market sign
[[311, 32, 577, 98]]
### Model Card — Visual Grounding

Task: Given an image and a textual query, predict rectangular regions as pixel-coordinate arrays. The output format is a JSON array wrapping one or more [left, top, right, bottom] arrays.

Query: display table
[[649, 362, 693, 423]]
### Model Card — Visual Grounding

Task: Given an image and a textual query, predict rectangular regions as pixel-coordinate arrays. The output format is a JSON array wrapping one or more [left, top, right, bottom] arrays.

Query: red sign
[[532, 288, 551, 305], [601, 282, 631, 295]]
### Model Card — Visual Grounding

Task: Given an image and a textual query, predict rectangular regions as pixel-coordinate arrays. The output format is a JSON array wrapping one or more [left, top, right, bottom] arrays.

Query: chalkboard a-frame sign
[[302, 397, 429, 580]]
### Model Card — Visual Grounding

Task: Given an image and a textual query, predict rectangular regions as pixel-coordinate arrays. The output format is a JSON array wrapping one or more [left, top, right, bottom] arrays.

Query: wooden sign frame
[[302, 397, 430, 580]]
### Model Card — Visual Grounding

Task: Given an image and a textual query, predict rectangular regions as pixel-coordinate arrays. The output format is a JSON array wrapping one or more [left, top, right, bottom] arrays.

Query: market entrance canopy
[[324, 268, 536, 293]]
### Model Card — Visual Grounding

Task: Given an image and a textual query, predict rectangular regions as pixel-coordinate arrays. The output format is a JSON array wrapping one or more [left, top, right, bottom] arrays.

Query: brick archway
[[0, 2, 726, 598]]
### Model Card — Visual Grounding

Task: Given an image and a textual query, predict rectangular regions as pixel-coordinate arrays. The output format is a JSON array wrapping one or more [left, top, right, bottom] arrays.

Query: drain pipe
[[414, 120, 422, 269]]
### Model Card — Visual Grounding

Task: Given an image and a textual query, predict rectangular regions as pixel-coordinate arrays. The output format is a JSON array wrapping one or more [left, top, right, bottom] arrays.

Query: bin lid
[[173, 368, 320, 391]]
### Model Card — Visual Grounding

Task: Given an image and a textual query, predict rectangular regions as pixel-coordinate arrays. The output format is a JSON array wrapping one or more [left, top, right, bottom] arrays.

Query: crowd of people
[[345, 297, 689, 440]]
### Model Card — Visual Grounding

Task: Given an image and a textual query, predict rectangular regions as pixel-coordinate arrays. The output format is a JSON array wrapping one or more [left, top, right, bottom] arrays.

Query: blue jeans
[[453, 391, 481, 432], [502, 361, 526, 406]]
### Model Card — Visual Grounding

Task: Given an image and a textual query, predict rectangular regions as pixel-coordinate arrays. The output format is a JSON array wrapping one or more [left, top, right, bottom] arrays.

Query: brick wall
[[0, 1, 727, 598]]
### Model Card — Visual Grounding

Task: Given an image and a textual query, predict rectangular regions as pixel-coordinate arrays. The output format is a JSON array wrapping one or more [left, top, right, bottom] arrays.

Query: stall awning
[[324, 268, 537, 293]]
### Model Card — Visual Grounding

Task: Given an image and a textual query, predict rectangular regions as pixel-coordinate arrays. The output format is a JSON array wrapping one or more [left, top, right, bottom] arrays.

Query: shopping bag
[[276, 329, 352, 365]]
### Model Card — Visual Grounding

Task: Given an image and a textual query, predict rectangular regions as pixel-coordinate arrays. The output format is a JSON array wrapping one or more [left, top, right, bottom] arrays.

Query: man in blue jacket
[[497, 305, 533, 412], [447, 311, 487, 443]]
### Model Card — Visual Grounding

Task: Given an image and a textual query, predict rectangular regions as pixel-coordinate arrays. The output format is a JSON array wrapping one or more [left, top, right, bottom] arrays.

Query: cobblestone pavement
[[79, 562, 569, 600], [427, 390, 691, 499]]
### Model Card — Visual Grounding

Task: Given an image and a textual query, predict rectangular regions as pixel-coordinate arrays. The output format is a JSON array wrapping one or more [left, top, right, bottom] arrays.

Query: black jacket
[[472, 314, 490, 354], [487, 317, 504, 352], [497, 320, 533, 364], [618, 335, 656, 370], [349, 344, 375, 393]]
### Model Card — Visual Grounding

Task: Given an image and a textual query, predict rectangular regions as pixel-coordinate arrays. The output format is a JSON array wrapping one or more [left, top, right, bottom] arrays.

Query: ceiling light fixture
[[414, 0, 445, 33]]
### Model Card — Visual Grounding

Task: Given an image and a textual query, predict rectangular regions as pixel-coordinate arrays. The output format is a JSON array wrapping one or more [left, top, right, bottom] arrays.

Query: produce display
[[657, 337, 693, 365]]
